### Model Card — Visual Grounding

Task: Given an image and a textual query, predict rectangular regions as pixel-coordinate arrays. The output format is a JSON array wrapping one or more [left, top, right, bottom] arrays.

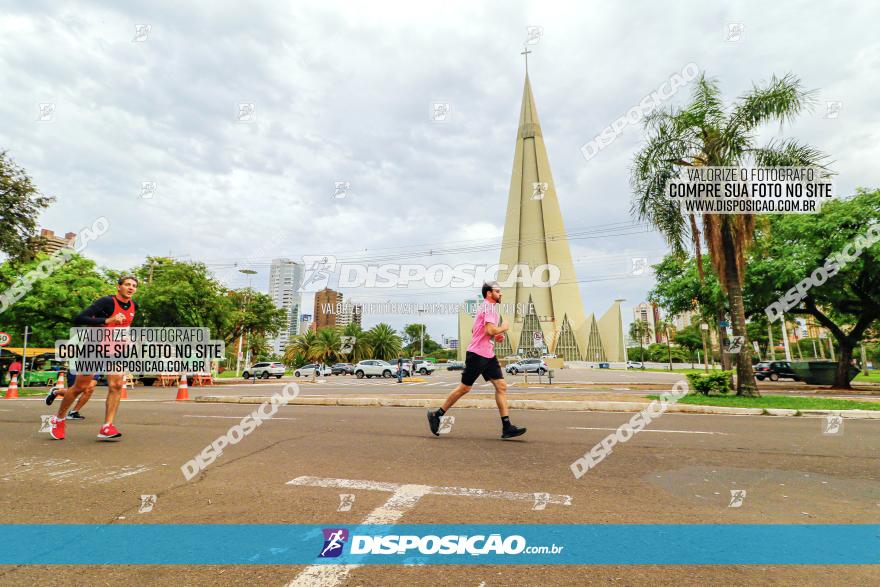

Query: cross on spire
[[520, 46, 532, 74]]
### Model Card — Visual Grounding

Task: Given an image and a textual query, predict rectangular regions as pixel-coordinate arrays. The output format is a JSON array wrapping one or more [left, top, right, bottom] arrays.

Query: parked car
[[243, 362, 286, 379], [293, 364, 332, 377], [354, 360, 397, 379], [754, 361, 800, 381], [505, 358, 548, 375], [446, 360, 465, 371], [331, 363, 355, 375], [626, 361, 644, 369], [412, 360, 436, 375]]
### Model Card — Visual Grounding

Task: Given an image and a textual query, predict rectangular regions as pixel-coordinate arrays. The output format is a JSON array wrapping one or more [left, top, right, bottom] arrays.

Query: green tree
[[0, 253, 111, 346], [402, 323, 440, 355], [132, 259, 233, 339], [632, 73, 829, 395], [341, 322, 372, 363], [365, 323, 402, 360], [673, 325, 705, 367], [746, 189, 880, 387], [313, 327, 342, 364], [655, 318, 676, 369], [0, 151, 55, 263], [628, 319, 652, 367], [284, 330, 320, 365], [225, 288, 287, 346]]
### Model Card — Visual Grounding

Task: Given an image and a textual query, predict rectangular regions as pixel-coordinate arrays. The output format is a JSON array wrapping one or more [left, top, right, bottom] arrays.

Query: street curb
[[193, 396, 880, 418]]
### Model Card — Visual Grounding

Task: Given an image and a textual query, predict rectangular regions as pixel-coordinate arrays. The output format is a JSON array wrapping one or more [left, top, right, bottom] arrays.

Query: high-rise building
[[314, 288, 342, 330], [266, 258, 304, 355], [458, 70, 625, 362], [34, 228, 76, 254], [337, 302, 363, 328], [632, 302, 662, 344]]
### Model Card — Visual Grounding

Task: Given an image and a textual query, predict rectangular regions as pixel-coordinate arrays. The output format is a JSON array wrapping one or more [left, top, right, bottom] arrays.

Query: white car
[[294, 364, 332, 377], [412, 361, 437, 375], [354, 360, 397, 379], [626, 360, 644, 369], [242, 362, 285, 379]]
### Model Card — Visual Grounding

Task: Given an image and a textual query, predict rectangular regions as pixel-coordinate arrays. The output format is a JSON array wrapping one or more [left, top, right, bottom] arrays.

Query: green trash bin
[[789, 361, 859, 385]]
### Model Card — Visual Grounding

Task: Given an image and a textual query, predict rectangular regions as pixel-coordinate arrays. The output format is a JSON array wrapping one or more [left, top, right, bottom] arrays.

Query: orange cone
[[175, 373, 189, 401], [4, 375, 19, 399], [56, 371, 66, 392], [120, 379, 128, 400]]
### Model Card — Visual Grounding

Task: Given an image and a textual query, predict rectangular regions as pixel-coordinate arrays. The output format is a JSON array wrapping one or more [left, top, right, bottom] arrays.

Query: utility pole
[[768, 323, 776, 361], [861, 345, 869, 376], [21, 326, 29, 386]]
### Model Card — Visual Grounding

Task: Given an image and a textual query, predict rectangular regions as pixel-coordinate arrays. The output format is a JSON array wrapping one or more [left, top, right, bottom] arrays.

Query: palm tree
[[628, 319, 653, 366], [313, 327, 342, 365], [364, 323, 402, 360], [655, 318, 675, 371], [341, 322, 373, 363], [283, 330, 319, 365], [631, 73, 830, 396]]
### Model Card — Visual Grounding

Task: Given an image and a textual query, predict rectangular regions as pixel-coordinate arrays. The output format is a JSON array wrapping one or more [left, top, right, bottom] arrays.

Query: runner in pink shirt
[[427, 282, 526, 439]]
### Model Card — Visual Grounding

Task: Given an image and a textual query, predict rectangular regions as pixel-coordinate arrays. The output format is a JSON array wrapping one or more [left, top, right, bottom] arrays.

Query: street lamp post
[[236, 269, 257, 376], [418, 309, 425, 357]]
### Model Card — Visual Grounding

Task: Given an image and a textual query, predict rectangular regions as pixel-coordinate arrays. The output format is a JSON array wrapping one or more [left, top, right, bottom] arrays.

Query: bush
[[685, 371, 734, 395]]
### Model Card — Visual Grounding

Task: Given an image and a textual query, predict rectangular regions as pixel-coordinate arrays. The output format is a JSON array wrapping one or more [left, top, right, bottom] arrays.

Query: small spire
[[520, 46, 532, 75]]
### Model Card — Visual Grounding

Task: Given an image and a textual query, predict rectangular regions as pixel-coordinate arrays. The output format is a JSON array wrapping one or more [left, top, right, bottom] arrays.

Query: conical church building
[[458, 73, 625, 363]]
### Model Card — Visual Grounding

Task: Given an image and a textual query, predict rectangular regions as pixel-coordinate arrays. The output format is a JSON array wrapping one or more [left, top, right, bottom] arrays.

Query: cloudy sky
[[3, 0, 879, 341]]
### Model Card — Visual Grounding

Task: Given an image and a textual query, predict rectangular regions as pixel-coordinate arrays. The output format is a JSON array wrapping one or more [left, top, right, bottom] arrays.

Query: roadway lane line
[[285, 476, 571, 587], [568, 427, 727, 435], [183, 415, 298, 421]]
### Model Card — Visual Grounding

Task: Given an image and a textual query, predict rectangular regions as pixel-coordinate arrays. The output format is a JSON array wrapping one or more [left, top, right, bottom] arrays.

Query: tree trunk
[[720, 226, 759, 396], [834, 340, 854, 389], [716, 320, 731, 371]]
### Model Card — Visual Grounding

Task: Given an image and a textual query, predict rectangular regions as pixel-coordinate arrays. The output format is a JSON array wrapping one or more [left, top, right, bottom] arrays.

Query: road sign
[[0, 332, 10, 346], [719, 321, 730, 327], [726, 336, 744, 354], [752, 340, 760, 353], [532, 331, 545, 349]]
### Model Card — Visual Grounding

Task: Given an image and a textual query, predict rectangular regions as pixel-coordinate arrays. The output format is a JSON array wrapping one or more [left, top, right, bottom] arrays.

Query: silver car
[[505, 358, 548, 375], [294, 364, 333, 377]]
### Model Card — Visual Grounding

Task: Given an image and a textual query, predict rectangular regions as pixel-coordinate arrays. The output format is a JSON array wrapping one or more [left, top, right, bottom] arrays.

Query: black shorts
[[461, 351, 503, 386]]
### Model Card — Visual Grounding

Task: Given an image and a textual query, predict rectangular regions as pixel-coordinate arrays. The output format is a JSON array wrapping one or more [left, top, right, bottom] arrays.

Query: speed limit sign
[[0, 332, 10, 347]]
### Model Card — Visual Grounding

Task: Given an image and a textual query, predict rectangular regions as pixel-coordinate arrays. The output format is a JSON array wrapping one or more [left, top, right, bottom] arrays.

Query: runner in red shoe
[[50, 276, 138, 441]]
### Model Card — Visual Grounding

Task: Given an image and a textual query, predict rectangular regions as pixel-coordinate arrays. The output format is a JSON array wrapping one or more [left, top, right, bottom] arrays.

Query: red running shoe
[[97, 423, 122, 440], [50, 416, 65, 440]]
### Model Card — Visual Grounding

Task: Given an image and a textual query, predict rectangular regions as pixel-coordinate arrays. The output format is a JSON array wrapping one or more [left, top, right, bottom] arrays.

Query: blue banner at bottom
[[0, 525, 877, 565]]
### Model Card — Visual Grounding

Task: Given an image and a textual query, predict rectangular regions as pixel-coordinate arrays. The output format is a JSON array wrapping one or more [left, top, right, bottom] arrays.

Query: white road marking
[[183, 415, 298, 421], [568, 426, 726, 435], [285, 476, 571, 586]]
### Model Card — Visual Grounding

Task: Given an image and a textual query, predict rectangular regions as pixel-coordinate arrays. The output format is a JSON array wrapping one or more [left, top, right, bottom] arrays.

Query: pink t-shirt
[[467, 302, 499, 358]]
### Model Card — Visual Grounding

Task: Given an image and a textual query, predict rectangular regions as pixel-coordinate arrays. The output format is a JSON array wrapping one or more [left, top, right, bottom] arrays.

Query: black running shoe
[[67, 411, 85, 420], [501, 425, 527, 439], [45, 388, 58, 406], [427, 409, 441, 436]]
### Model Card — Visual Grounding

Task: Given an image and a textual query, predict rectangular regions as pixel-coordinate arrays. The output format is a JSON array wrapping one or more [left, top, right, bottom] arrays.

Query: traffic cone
[[120, 379, 128, 400], [56, 371, 66, 392], [175, 373, 189, 401], [4, 375, 19, 399]]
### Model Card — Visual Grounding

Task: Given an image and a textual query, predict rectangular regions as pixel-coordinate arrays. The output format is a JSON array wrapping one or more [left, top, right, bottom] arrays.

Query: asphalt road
[[1, 393, 878, 586]]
